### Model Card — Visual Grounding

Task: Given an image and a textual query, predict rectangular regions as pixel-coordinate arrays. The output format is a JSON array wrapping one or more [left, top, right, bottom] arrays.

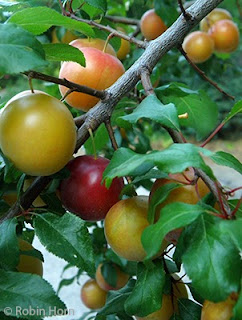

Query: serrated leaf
[[0, 270, 66, 319], [156, 84, 218, 140], [178, 298, 202, 320], [43, 44, 85, 65], [0, 218, 19, 270], [224, 100, 242, 124], [34, 213, 96, 276], [125, 261, 165, 317], [0, 24, 47, 74], [142, 203, 205, 260], [97, 280, 135, 318], [103, 144, 213, 188], [120, 95, 180, 131], [181, 214, 241, 301], [8, 6, 94, 37]]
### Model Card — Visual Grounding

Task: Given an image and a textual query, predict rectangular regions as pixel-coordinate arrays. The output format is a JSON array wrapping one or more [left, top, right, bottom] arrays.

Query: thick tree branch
[[3, 0, 226, 222], [23, 71, 106, 100]]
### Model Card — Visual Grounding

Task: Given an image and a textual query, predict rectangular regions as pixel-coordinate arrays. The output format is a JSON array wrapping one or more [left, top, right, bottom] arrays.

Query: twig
[[105, 119, 119, 150], [231, 197, 242, 218], [179, 47, 234, 100], [105, 15, 140, 26], [69, 14, 146, 49], [0, 177, 52, 223], [140, 67, 154, 95], [177, 0, 192, 20], [23, 71, 106, 100], [200, 122, 225, 147], [74, 114, 87, 128], [236, 0, 242, 19]]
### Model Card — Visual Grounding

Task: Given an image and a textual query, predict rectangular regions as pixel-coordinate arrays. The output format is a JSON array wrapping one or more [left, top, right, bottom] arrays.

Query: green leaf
[[8, 6, 94, 37], [34, 213, 96, 276], [0, 218, 19, 270], [125, 261, 165, 317], [0, 24, 47, 75], [224, 100, 242, 124], [101, 263, 118, 287], [43, 44, 85, 65], [0, 270, 66, 319], [84, 123, 109, 155], [154, 0, 179, 26], [181, 214, 241, 301], [234, 284, 242, 320], [178, 298, 202, 320], [103, 144, 213, 188], [97, 280, 135, 318], [156, 84, 218, 140], [205, 151, 242, 175], [219, 219, 242, 251], [0, 200, 10, 216], [142, 203, 205, 260], [57, 276, 76, 294], [85, 0, 107, 11], [120, 95, 180, 131]]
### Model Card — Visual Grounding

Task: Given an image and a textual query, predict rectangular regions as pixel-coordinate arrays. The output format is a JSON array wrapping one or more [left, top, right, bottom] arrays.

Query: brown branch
[[23, 71, 106, 100], [105, 15, 140, 26], [179, 47, 234, 100], [2, 0, 226, 223], [140, 67, 155, 96], [177, 0, 192, 20], [200, 121, 225, 147], [69, 13, 146, 48], [105, 119, 119, 150]]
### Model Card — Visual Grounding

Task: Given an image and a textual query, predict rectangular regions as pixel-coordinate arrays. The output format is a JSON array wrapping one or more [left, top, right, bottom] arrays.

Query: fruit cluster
[[182, 8, 239, 63]]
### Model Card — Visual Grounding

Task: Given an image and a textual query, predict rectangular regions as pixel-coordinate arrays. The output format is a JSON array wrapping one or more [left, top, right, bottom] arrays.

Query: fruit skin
[[116, 28, 131, 60], [95, 263, 129, 291], [135, 276, 188, 320], [201, 295, 238, 320], [17, 239, 43, 276], [70, 38, 116, 56], [208, 20, 240, 53], [59, 156, 124, 221], [104, 196, 168, 261], [0, 91, 76, 176], [59, 47, 125, 111], [140, 9, 167, 40], [182, 31, 214, 63], [200, 8, 232, 32], [81, 279, 107, 309], [52, 29, 78, 44], [149, 169, 210, 244]]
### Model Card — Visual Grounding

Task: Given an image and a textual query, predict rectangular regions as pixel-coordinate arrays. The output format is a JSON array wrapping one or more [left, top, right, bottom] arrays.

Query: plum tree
[[140, 9, 167, 40], [81, 279, 107, 309], [59, 47, 125, 111], [0, 91, 76, 176], [182, 31, 214, 63], [95, 263, 129, 291], [104, 196, 168, 261]]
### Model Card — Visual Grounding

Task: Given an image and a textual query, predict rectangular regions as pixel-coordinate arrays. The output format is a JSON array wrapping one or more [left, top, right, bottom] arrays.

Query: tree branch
[[23, 71, 106, 100], [105, 15, 140, 26], [179, 47, 234, 100], [2, 0, 226, 223]]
